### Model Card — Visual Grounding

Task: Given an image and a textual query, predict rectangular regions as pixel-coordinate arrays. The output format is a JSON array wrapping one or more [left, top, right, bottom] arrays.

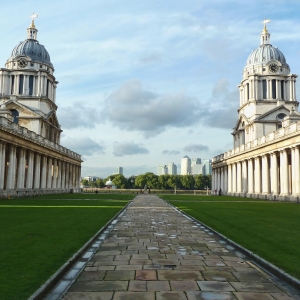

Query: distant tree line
[[81, 173, 211, 190]]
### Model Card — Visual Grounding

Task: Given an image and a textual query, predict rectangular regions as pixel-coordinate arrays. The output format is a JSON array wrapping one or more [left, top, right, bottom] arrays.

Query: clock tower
[[0, 14, 61, 144], [232, 20, 300, 148]]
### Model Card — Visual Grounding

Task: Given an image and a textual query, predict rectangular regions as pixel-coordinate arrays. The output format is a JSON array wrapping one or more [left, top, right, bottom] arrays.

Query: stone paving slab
[[62, 195, 298, 300]]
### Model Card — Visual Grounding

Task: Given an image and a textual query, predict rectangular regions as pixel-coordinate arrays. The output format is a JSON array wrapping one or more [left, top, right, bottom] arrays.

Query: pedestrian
[[219, 188, 222, 196]]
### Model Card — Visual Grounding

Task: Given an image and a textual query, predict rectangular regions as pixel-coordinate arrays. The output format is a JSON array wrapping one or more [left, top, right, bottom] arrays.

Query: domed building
[[0, 16, 81, 197], [212, 21, 300, 201], [232, 22, 299, 148], [0, 17, 60, 143]]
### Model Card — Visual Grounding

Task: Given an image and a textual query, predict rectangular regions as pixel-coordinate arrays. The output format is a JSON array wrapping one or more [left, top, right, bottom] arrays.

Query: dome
[[105, 178, 114, 186], [246, 45, 286, 67], [10, 39, 52, 67]]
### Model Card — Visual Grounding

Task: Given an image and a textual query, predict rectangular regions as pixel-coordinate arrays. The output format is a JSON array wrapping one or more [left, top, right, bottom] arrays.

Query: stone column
[[289, 78, 293, 101], [16, 148, 26, 189], [61, 161, 66, 190], [270, 152, 279, 196], [26, 151, 34, 189], [292, 146, 300, 195], [261, 155, 269, 194], [232, 163, 237, 193], [224, 166, 228, 193], [0, 142, 6, 189], [277, 80, 281, 100], [227, 164, 232, 193], [247, 159, 254, 194], [254, 157, 261, 194], [211, 169, 215, 191], [280, 149, 289, 195], [46, 157, 53, 189], [220, 168, 224, 192], [57, 160, 62, 189], [236, 162, 242, 193], [6, 145, 17, 189], [66, 163, 70, 189], [40, 155, 47, 189], [242, 160, 247, 193], [33, 153, 41, 189], [52, 159, 57, 189]]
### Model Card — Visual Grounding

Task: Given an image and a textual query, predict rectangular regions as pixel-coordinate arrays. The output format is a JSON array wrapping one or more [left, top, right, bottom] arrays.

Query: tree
[[95, 178, 105, 188], [180, 175, 195, 190], [112, 174, 127, 189], [194, 174, 204, 189], [81, 179, 89, 187], [135, 174, 147, 188], [127, 175, 136, 189], [145, 172, 159, 189], [158, 175, 170, 190], [167, 175, 181, 189]]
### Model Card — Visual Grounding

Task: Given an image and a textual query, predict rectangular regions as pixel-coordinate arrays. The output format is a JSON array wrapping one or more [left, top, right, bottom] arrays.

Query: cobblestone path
[[63, 195, 296, 300]]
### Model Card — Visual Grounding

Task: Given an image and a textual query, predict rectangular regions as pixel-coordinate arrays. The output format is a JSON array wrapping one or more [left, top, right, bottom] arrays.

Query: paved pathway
[[63, 195, 296, 300]]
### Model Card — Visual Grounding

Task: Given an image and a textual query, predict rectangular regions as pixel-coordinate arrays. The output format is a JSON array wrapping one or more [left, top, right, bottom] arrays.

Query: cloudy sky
[[2, 0, 300, 177]]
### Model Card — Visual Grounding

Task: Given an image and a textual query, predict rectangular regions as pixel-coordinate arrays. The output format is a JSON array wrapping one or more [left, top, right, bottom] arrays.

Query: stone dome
[[10, 39, 52, 67], [105, 178, 114, 186], [246, 44, 286, 67]]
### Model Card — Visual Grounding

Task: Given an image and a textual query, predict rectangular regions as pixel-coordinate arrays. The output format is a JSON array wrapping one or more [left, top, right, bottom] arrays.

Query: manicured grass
[[0, 195, 133, 300], [162, 195, 300, 279], [158, 194, 262, 201]]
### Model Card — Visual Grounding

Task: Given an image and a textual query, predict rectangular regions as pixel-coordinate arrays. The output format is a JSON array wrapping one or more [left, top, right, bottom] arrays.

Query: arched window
[[10, 109, 19, 124], [277, 113, 286, 120], [276, 113, 286, 130]]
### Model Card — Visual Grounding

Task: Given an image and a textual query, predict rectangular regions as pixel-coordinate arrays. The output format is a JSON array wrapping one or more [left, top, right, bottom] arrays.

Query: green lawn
[[161, 194, 300, 279], [158, 194, 262, 201], [0, 194, 133, 300]]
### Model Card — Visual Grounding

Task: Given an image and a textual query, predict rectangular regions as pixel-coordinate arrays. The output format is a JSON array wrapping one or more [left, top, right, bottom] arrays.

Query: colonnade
[[0, 141, 81, 198], [239, 75, 296, 106], [0, 69, 57, 102], [212, 145, 300, 200]]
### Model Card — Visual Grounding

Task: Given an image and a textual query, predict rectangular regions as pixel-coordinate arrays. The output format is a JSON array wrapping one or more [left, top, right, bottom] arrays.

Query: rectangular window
[[11, 75, 15, 94], [247, 83, 249, 100], [46, 79, 49, 97], [29, 75, 34, 95], [19, 75, 24, 95], [262, 80, 267, 99], [272, 79, 276, 99], [281, 80, 284, 99]]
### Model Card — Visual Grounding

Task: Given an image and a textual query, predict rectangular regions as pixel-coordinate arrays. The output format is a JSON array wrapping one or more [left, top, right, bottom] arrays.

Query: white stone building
[[0, 17, 82, 198], [167, 162, 177, 175], [212, 21, 300, 201], [181, 155, 191, 175]]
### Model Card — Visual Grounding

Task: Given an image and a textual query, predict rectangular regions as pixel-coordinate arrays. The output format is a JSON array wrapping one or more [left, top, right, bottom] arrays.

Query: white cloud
[[113, 141, 149, 157], [183, 143, 209, 152], [58, 102, 102, 129], [162, 150, 181, 155], [61, 137, 105, 156], [102, 79, 201, 137]]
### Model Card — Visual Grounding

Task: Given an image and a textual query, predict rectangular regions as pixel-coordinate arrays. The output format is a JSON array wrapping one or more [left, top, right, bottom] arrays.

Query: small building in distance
[[116, 167, 123, 175]]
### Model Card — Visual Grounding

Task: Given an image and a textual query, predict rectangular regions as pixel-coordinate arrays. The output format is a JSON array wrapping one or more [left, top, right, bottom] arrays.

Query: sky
[[1, 0, 300, 177]]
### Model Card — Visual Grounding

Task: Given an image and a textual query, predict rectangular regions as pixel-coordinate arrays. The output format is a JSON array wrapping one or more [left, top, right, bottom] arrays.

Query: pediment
[[255, 105, 290, 122], [4, 100, 39, 118], [233, 114, 250, 133], [44, 111, 60, 128]]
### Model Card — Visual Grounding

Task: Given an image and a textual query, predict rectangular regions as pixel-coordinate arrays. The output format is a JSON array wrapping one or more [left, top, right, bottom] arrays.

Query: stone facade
[[212, 22, 300, 201], [0, 17, 81, 198]]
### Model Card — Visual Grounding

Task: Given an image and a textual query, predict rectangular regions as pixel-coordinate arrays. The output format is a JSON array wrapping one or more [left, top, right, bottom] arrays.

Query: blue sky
[[1, 0, 300, 177]]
